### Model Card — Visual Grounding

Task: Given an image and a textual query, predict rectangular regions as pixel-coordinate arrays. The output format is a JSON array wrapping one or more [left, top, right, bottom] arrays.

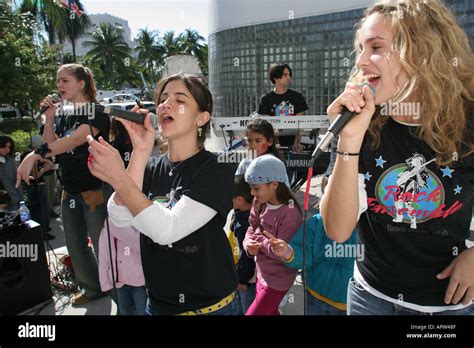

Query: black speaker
[[0, 220, 52, 314]]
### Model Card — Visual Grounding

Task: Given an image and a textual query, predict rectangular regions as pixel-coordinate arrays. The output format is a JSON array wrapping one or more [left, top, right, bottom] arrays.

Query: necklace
[[168, 160, 184, 176], [167, 149, 201, 176]]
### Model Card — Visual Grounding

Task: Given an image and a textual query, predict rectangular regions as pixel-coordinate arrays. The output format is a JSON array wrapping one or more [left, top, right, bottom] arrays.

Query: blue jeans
[[61, 189, 106, 298], [348, 277, 474, 315], [238, 283, 256, 315], [146, 291, 242, 316], [117, 285, 148, 315], [307, 290, 346, 315], [27, 183, 50, 233]]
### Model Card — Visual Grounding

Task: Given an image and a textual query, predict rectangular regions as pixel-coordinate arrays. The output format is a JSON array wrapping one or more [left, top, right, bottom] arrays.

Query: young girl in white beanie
[[243, 154, 302, 315]]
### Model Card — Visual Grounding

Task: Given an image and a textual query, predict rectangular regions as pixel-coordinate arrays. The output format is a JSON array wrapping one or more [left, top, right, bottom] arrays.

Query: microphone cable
[[86, 114, 121, 315]]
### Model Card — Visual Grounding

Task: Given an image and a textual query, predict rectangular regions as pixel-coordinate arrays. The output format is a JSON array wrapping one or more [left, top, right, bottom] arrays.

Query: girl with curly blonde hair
[[321, 0, 474, 315]]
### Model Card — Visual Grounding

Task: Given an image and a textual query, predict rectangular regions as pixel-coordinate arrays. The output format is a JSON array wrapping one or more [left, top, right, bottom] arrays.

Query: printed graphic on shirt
[[367, 153, 463, 229], [274, 100, 295, 116], [151, 186, 184, 209], [59, 120, 81, 155]]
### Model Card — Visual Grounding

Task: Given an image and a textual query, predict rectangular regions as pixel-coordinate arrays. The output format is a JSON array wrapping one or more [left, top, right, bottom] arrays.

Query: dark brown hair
[[58, 63, 98, 103], [253, 182, 302, 230], [269, 63, 292, 84], [155, 74, 213, 148], [246, 119, 282, 160], [0, 135, 15, 158], [233, 175, 253, 204]]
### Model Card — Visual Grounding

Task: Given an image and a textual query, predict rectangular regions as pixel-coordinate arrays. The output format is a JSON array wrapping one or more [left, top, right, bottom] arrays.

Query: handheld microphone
[[34, 94, 60, 122], [311, 82, 376, 163], [94, 104, 158, 129]]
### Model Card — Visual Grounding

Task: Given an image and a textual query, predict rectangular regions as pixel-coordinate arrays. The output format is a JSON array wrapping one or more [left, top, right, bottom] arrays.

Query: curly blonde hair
[[350, 0, 474, 166]]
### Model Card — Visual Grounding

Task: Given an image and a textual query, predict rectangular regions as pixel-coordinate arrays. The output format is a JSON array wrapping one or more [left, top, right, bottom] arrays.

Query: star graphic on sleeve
[[365, 172, 372, 181], [453, 185, 462, 195], [375, 156, 387, 168], [440, 166, 455, 178]]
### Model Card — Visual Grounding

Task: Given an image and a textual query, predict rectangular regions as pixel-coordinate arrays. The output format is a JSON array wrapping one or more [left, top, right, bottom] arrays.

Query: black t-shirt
[[258, 89, 309, 147], [141, 149, 238, 315], [54, 109, 110, 193], [358, 117, 474, 306]]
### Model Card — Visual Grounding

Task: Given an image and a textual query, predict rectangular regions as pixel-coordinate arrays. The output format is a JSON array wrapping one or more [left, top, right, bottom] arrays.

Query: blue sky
[[81, 0, 210, 40]]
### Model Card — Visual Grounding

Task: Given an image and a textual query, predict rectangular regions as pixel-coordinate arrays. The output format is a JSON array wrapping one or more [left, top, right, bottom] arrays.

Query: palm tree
[[83, 22, 132, 88], [62, 51, 76, 64], [162, 31, 184, 56], [180, 28, 205, 56], [20, 0, 90, 49], [135, 28, 164, 82], [196, 44, 208, 76], [180, 28, 208, 76]]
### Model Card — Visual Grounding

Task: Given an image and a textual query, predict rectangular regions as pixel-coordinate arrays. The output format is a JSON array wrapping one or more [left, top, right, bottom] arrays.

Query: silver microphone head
[[34, 93, 61, 122], [51, 93, 61, 103], [148, 113, 158, 129]]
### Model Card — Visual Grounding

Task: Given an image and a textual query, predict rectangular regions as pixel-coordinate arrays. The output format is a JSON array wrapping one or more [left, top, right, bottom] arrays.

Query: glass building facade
[[209, 0, 474, 118]]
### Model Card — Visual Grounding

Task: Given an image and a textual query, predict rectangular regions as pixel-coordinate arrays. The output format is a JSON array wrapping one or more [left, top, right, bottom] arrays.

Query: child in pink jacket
[[98, 219, 147, 315], [243, 155, 303, 315]]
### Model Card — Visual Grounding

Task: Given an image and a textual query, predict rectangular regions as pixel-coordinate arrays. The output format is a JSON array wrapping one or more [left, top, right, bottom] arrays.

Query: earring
[[198, 127, 203, 137]]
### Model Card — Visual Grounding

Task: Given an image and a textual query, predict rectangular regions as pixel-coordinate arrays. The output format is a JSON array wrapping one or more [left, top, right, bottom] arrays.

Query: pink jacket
[[98, 219, 145, 291], [243, 203, 302, 291]]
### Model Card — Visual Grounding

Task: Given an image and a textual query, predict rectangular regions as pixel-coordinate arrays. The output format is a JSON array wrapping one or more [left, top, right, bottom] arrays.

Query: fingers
[[86, 135, 112, 155], [451, 284, 468, 305], [248, 241, 262, 250], [339, 89, 365, 114], [16, 173, 33, 187], [444, 278, 459, 304], [247, 241, 262, 255], [130, 107, 155, 130], [115, 117, 135, 134], [328, 84, 367, 116], [41, 95, 55, 108], [16, 161, 33, 187], [437, 259, 455, 280], [362, 85, 376, 112], [438, 260, 456, 304], [462, 289, 474, 306], [263, 231, 276, 240], [97, 136, 117, 151], [38, 157, 53, 164]]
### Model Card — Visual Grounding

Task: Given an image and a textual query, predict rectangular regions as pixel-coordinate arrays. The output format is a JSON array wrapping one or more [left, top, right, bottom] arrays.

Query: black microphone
[[311, 82, 376, 163], [34, 94, 60, 122], [94, 104, 158, 129]]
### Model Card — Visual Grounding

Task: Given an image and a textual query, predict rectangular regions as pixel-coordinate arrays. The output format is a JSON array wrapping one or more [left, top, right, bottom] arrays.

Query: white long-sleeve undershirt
[[107, 194, 217, 246]]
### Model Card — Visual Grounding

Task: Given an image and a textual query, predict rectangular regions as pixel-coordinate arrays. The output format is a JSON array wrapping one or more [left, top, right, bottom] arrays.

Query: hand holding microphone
[[35, 94, 60, 122], [326, 82, 376, 142], [310, 83, 376, 163], [106, 104, 157, 154]]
